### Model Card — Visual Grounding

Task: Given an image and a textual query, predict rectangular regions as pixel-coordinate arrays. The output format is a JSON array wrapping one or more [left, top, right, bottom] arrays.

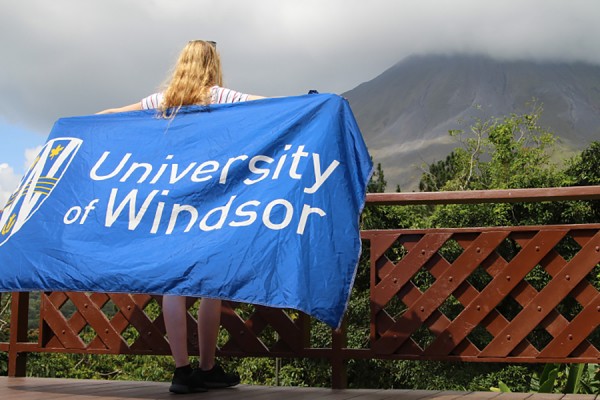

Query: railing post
[[331, 319, 347, 389], [8, 292, 29, 377]]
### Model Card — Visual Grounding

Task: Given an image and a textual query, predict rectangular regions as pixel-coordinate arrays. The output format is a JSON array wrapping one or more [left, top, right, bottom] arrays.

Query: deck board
[[1, 377, 598, 399]]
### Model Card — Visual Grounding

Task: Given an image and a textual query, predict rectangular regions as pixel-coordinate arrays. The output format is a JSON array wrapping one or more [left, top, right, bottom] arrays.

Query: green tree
[[367, 162, 387, 193], [436, 103, 561, 192], [565, 141, 600, 222], [567, 141, 600, 186], [419, 104, 575, 229], [419, 152, 460, 192]]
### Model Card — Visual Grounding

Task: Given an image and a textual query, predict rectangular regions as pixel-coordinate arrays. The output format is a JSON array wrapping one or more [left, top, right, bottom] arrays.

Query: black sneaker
[[169, 366, 208, 394], [196, 364, 240, 388]]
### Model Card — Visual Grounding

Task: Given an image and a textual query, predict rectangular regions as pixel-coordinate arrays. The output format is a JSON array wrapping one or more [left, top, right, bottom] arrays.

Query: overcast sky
[[1, 0, 600, 203]]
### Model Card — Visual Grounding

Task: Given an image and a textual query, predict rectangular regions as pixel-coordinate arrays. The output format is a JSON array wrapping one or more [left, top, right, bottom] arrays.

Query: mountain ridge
[[344, 54, 600, 190]]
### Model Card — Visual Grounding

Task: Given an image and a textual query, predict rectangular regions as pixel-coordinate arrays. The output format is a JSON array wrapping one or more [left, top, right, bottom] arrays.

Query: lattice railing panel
[[365, 225, 600, 361], [40, 292, 171, 354], [36, 292, 308, 358], [219, 302, 310, 356]]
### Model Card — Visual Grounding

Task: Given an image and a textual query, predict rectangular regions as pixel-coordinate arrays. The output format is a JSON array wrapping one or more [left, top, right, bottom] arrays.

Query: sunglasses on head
[[189, 40, 217, 48]]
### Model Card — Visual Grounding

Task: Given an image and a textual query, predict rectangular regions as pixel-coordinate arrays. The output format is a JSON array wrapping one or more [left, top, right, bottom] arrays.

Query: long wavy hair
[[159, 40, 223, 117]]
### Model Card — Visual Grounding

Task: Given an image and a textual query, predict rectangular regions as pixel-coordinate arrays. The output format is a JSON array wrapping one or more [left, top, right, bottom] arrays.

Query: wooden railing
[[2, 186, 600, 389]]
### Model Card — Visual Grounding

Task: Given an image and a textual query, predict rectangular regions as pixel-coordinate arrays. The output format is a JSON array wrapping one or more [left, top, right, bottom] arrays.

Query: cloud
[[0, 146, 42, 209], [24, 146, 43, 171], [0, 164, 20, 209], [1, 0, 599, 136]]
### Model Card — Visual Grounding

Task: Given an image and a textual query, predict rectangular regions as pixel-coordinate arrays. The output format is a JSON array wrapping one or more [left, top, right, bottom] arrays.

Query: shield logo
[[0, 137, 83, 247]]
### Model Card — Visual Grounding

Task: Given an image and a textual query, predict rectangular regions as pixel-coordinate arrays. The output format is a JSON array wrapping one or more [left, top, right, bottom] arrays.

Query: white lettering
[[90, 152, 131, 180], [272, 144, 292, 179], [289, 145, 309, 179], [166, 204, 199, 234], [170, 162, 198, 184], [105, 188, 159, 230], [63, 206, 82, 224], [150, 190, 170, 233], [149, 155, 174, 184], [191, 161, 219, 182], [297, 204, 326, 235], [199, 195, 237, 231], [80, 199, 100, 224], [219, 156, 248, 184], [243, 156, 274, 185], [229, 200, 260, 226], [119, 162, 153, 183], [304, 154, 340, 194], [262, 199, 293, 230]]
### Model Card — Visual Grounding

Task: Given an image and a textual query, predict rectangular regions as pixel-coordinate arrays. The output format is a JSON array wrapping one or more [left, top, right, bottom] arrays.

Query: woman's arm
[[97, 92, 264, 114], [96, 102, 143, 114]]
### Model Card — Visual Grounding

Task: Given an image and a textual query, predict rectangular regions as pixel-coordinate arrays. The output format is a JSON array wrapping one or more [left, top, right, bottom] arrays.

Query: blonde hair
[[159, 40, 223, 118]]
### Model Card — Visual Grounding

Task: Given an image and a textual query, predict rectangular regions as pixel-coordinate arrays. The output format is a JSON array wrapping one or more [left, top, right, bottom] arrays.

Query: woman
[[98, 40, 264, 394]]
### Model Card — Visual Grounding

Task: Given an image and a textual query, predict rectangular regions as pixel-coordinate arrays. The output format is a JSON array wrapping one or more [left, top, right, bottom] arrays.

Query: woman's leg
[[197, 298, 222, 370], [195, 298, 240, 388], [162, 295, 190, 367]]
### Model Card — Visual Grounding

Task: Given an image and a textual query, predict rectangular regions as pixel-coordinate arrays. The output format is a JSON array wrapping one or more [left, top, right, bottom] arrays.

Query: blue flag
[[0, 94, 372, 328]]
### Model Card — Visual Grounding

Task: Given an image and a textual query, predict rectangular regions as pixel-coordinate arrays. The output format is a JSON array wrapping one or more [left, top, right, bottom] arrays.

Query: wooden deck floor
[[1, 377, 598, 399]]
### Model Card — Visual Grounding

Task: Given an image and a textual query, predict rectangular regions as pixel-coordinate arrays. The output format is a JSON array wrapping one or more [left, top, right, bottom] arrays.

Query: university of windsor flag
[[0, 94, 372, 328]]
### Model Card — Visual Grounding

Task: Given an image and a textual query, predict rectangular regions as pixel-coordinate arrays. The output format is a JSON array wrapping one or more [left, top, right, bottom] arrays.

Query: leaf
[[564, 364, 585, 394], [540, 363, 558, 385], [498, 381, 512, 392], [539, 369, 559, 393]]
